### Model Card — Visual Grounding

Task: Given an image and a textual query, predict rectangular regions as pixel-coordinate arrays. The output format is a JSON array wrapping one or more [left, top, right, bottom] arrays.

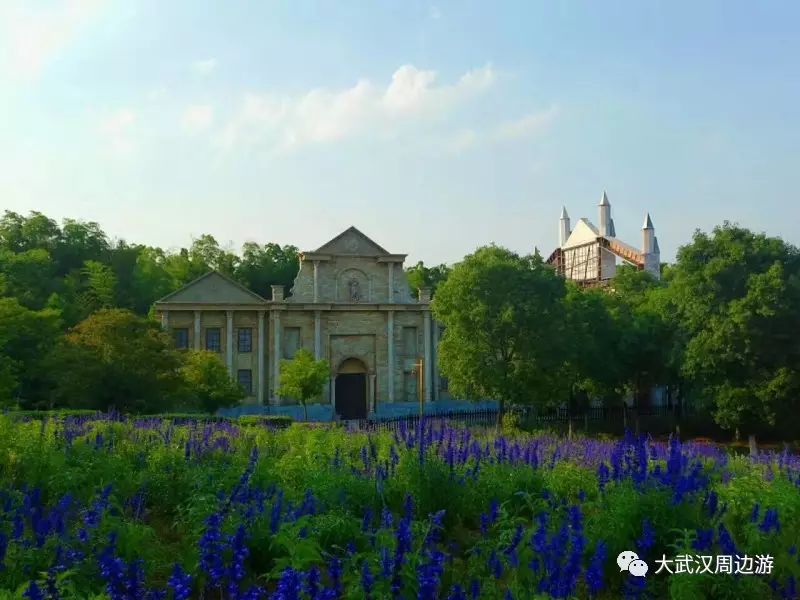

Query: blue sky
[[1, 1, 798, 265]]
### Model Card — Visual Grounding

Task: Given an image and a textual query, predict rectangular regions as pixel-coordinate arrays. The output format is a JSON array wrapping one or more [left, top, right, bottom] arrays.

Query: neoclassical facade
[[154, 227, 448, 418]]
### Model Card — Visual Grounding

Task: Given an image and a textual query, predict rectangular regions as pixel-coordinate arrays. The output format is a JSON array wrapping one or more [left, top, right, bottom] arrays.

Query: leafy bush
[[237, 415, 293, 428]]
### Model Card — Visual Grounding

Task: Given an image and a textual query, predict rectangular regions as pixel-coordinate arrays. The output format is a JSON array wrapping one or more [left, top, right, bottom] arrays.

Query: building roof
[[313, 226, 391, 256], [155, 270, 268, 304]]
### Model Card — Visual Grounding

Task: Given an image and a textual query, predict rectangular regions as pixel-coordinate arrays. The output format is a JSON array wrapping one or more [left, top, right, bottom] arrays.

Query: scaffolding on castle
[[546, 237, 646, 287]]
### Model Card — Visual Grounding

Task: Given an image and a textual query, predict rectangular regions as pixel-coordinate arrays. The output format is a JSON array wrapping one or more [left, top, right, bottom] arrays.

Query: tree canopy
[[432, 246, 568, 417], [278, 349, 330, 421], [665, 223, 800, 431]]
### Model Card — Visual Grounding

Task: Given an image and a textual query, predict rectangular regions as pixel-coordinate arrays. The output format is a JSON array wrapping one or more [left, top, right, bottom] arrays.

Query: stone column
[[370, 373, 377, 414], [272, 311, 281, 403], [226, 310, 234, 376], [387, 310, 395, 402], [257, 311, 265, 405], [388, 262, 395, 302], [314, 311, 321, 359], [433, 322, 440, 402], [160, 310, 169, 330], [193, 311, 201, 350], [313, 261, 320, 302], [330, 375, 336, 408], [423, 310, 432, 403]]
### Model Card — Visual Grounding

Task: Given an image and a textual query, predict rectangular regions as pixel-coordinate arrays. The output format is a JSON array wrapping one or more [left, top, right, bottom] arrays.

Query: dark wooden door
[[335, 374, 367, 419]]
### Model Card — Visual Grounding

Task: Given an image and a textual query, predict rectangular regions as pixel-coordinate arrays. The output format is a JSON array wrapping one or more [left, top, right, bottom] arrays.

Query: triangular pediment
[[156, 271, 267, 304], [563, 218, 601, 249], [314, 226, 390, 256]]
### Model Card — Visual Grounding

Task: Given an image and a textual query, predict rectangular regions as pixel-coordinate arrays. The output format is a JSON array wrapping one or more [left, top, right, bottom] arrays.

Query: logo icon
[[618, 551, 648, 577]]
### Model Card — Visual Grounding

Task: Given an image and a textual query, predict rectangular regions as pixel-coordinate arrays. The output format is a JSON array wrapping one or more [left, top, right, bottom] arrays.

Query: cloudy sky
[[1, 1, 798, 264]]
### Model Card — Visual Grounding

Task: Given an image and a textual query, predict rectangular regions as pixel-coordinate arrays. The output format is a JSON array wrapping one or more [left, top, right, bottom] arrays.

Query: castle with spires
[[546, 191, 661, 285]]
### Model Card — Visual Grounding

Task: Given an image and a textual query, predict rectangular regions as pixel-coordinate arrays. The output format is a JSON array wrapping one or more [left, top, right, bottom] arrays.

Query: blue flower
[[759, 508, 781, 535], [361, 561, 374, 597], [23, 581, 45, 600], [636, 518, 655, 554], [584, 541, 607, 598], [167, 564, 192, 600], [275, 567, 302, 600], [692, 528, 714, 552]]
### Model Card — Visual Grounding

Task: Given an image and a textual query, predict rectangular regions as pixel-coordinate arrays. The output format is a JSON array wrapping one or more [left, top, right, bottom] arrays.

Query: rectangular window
[[283, 327, 301, 359], [174, 328, 189, 350], [238, 328, 252, 353], [237, 369, 253, 395], [403, 326, 417, 356], [205, 328, 221, 352]]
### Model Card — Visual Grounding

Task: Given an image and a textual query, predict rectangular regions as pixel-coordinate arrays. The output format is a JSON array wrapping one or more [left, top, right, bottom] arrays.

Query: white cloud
[[99, 108, 136, 155], [0, 0, 108, 80], [192, 58, 218, 75], [218, 63, 497, 153], [493, 105, 560, 141], [182, 105, 214, 132]]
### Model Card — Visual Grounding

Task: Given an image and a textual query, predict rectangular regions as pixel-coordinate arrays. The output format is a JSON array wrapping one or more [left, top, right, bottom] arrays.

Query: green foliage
[[278, 349, 330, 420], [432, 246, 568, 416], [0, 297, 62, 407], [46, 309, 183, 413], [667, 223, 800, 431], [405, 261, 451, 297], [179, 350, 246, 413], [236, 415, 293, 427]]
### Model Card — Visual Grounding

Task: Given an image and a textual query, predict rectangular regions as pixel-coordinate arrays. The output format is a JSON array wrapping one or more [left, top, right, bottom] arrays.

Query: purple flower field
[[0, 413, 798, 599]]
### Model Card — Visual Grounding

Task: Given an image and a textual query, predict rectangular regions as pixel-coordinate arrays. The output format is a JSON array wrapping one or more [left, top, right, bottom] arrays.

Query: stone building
[[546, 191, 661, 285], [154, 226, 451, 419]]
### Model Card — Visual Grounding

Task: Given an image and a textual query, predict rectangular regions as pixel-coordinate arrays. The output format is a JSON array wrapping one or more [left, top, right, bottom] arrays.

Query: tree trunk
[[303, 402, 308, 422], [748, 434, 758, 457], [567, 418, 573, 440], [734, 427, 740, 443]]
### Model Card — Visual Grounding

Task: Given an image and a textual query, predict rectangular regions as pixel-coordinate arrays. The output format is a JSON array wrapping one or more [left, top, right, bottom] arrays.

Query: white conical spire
[[598, 191, 612, 236], [642, 212, 655, 254], [559, 206, 571, 247]]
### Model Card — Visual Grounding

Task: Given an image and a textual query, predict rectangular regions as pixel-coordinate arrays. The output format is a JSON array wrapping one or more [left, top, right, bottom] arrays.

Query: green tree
[[179, 350, 245, 413], [278, 348, 330, 421], [80, 260, 118, 313], [561, 283, 622, 411], [0, 298, 62, 407], [605, 265, 679, 407], [46, 309, 182, 413], [0, 248, 56, 309], [668, 223, 800, 434], [432, 246, 568, 422], [235, 242, 300, 299], [405, 261, 451, 297]]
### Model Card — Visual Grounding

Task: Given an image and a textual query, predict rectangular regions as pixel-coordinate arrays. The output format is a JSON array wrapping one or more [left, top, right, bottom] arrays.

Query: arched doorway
[[335, 358, 368, 419]]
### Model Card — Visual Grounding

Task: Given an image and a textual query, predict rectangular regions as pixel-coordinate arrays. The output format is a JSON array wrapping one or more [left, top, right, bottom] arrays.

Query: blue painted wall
[[217, 399, 498, 421]]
